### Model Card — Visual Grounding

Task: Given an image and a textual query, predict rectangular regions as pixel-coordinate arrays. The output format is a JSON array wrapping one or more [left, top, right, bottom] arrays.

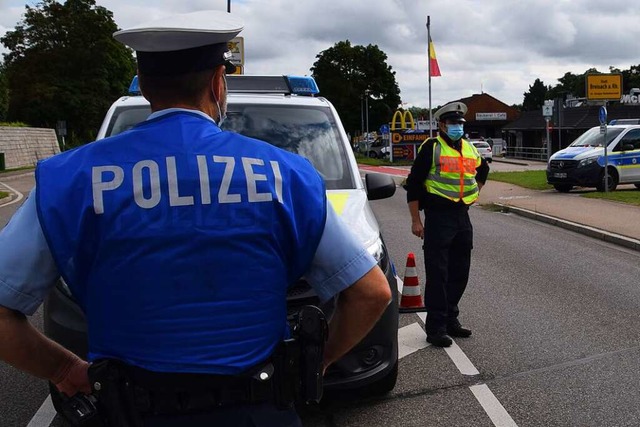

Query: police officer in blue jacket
[[0, 10, 391, 426]]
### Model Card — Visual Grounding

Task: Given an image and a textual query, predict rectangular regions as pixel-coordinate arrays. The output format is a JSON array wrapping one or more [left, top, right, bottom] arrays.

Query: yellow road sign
[[586, 74, 622, 101]]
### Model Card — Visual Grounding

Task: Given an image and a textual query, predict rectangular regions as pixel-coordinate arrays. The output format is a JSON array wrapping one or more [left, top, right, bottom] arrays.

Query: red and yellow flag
[[429, 36, 441, 77]]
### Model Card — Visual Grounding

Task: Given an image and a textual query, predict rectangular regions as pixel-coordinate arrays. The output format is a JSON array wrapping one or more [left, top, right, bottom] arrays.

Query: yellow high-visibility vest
[[421, 136, 481, 204]]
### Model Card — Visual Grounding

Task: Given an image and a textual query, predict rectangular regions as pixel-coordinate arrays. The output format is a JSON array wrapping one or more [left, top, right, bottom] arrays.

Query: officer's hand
[[54, 357, 91, 397], [411, 220, 424, 240]]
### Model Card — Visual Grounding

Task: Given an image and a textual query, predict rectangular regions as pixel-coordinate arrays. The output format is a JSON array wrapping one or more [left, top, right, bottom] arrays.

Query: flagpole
[[427, 16, 433, 138]]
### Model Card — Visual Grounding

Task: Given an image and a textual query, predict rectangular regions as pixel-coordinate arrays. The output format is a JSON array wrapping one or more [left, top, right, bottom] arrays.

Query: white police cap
[[113, 11, 244, 75], [434, 102, 468, 122]]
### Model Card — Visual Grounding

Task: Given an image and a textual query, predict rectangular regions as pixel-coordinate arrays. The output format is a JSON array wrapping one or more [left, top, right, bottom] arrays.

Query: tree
[[0, 65, 8, 121], [522, 78, 549, 111], [611, 65, 640, 95], [311, 40, 401, 136], [1, 0, 135, 145]]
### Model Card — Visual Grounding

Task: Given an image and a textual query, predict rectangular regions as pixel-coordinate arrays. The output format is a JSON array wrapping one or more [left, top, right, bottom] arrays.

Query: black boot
[[426, 332, 453, 347], [447, 320, 472, 338]]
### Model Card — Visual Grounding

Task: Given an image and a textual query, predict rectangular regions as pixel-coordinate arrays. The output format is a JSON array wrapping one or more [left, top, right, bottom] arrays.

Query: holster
[[88, 359, 145, 427]]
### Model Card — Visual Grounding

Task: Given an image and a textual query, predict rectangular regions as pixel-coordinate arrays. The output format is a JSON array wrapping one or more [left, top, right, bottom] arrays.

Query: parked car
[[43, 75, 400, 418], [359, 137, 389, 159], [471, 140, 493, 162], [547, 123, 640, 192]]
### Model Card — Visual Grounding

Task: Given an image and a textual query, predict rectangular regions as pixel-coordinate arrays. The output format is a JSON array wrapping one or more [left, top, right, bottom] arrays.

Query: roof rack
[[227, 75, 319, 96], [128, 75, 320, 96], [609, 118, 640, 125]]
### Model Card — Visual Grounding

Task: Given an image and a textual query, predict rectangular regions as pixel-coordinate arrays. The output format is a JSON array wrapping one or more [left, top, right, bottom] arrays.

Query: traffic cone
[[400, 252, 424, 309]]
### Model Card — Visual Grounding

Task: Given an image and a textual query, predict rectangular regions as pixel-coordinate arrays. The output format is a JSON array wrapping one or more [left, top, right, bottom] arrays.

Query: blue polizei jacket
[[35, 111, 327, 375]]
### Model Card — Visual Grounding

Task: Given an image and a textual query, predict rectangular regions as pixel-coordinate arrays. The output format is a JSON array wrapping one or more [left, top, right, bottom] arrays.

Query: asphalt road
[[2, 172, 640, 426]]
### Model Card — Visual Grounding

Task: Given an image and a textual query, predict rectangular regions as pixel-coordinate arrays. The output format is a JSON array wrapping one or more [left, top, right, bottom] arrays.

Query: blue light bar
[[286, 76, 320, 95], [129, 76, 141, 95]]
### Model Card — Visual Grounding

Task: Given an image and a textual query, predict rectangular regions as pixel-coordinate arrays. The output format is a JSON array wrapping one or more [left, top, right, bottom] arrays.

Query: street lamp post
[[364, 90, 370, 152]]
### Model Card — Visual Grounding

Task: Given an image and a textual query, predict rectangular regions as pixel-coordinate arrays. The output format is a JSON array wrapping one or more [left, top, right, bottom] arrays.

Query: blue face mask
[[446, 124, 464, 141]]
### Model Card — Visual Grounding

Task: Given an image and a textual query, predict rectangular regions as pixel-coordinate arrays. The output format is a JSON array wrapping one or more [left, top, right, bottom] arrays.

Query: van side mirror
[[365, 173, 396, 200]]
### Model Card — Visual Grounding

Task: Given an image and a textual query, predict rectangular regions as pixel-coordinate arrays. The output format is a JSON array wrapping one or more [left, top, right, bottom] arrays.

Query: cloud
[[1, 0, 639, 109]]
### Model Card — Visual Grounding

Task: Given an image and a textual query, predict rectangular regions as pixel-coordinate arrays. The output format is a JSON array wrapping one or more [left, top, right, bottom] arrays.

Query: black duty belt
[[89, 358, 277, 418]]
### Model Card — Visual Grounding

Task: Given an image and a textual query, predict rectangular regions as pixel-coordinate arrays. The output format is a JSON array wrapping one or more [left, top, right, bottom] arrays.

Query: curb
[[496, 203, 640, 252]]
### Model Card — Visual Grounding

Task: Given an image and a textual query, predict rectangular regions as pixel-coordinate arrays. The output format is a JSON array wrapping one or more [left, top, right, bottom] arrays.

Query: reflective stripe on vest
[[425, 136, 481, 204]]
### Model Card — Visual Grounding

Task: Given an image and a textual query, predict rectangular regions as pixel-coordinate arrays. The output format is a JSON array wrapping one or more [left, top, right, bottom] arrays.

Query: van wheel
[[553, 184, 572, 193], [596, 168, 618, 192], [368, 151, 378, 159]]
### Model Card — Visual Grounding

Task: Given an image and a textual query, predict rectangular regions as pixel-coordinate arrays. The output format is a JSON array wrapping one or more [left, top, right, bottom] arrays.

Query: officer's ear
[[136, 70, 148, 99]]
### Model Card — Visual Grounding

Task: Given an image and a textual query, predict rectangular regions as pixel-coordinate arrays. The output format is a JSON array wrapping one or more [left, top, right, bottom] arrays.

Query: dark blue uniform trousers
[[143, 403, 301, 426], [423, 207, 473, 334]]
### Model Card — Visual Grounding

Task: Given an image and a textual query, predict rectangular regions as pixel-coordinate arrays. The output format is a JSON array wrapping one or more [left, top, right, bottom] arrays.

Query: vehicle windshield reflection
[[568, 127, 623, 148], [223, 105, 355, 190]]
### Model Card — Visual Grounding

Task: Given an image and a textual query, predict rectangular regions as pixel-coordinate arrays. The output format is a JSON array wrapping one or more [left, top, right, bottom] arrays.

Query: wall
[[0, 127, 60, 169]]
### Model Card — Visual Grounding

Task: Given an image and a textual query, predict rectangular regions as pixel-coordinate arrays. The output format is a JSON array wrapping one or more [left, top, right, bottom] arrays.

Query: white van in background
[[546, 122, 640, 192]]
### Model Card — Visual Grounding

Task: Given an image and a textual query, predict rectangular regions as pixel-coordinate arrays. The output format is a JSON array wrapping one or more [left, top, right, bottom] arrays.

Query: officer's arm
[[0, 306, 90, 395], [0, 189, 90, 396], [476, 157, 490, 190], [303, 201, 391, 371], [322, 266, 391, 371], [405, 140, 432, 203], [406, 141, 432, 238]]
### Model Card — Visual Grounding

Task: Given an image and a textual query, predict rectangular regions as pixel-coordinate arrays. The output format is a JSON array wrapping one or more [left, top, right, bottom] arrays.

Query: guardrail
[[505, 146, 548, 162]]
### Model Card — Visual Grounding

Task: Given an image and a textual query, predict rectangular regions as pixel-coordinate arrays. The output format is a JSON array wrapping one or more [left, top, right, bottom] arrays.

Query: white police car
[[44, 75, 399, 398], [547, 121, 640, 192]]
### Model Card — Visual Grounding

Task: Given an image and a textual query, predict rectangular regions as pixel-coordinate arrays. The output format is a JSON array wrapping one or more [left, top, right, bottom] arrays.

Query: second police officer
[[405, 101, 489, 348], [0, 10, 392, 426]]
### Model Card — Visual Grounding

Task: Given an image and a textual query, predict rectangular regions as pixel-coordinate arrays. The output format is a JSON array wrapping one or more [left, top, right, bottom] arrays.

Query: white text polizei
[[91, 155, 284, 215]]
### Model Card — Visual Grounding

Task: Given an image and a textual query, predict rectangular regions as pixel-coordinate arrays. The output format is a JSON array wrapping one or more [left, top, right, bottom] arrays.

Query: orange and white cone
[[400, 252, 424, 308]]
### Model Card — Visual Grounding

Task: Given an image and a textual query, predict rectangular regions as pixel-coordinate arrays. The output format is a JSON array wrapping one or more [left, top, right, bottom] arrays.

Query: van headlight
[[367, 237, 389, 272], [578, 157, 597, 168]]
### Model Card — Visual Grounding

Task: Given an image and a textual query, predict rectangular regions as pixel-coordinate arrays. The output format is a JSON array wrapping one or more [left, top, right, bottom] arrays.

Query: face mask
[[212, 74, 228, 127], [446, 124, 464, 141]]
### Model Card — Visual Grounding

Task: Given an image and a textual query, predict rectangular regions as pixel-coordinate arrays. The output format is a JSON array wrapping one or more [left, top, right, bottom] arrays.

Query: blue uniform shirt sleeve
[[0, 188, 60, 315], [304, 200, 377, 303]]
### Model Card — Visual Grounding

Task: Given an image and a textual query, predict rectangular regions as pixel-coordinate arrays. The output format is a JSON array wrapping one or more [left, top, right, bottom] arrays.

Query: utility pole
[[365, 90, 370, 147]]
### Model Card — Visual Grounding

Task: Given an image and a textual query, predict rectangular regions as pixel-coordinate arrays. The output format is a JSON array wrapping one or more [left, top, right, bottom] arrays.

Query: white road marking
[[398, 322, 430, 359], [0, 181, 25, 207], [399, 314, 517, 426], [444, 340, 480, 375], [470, 384, 519, 427], [27, 395, 57, 427]]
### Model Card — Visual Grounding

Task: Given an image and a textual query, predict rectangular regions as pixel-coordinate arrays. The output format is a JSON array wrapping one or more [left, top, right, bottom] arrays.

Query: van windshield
[[568, 127, 623, 148], [104, 103, 355, 190], [223, 104, 355, 190]]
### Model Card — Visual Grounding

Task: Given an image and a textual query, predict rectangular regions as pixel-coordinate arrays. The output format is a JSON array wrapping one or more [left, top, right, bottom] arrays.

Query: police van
[[44, 75, 400, 401], [546, 120, 640, 192]]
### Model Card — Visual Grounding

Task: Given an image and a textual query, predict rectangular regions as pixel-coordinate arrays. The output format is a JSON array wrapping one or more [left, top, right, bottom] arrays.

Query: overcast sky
[[2, 0, 640, 109]]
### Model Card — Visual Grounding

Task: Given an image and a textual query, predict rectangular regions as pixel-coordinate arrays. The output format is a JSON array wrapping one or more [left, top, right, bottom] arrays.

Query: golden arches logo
[[390, 110, 415, 131]]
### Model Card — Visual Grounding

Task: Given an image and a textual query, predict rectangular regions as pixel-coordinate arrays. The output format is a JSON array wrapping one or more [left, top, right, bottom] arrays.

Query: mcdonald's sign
[[390, 110, 416, 130]]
